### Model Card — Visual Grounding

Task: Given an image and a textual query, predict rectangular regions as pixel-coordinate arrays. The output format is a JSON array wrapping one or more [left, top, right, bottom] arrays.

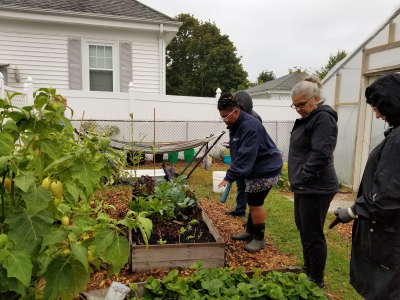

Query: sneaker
[[244, 239, 266, 253], [232, 232, 253, 241], [225, 210, 245, 217]]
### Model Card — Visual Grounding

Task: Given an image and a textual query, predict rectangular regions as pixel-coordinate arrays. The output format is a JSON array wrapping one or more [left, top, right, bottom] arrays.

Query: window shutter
[[120, 42, 132, 92], [68, 38, 82, 90]]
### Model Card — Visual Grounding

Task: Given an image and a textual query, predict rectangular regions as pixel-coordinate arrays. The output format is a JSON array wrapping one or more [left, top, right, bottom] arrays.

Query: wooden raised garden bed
[[128, 205, 225, 272]]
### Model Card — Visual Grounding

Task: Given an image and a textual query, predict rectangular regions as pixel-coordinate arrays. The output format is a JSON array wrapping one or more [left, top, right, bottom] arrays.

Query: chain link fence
[[70, 119, 295, 161]]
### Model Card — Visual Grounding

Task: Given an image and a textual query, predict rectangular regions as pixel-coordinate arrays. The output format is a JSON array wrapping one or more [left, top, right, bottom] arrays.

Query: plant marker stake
[[220, 182, 232, 203], [78, 110, 85, 142]]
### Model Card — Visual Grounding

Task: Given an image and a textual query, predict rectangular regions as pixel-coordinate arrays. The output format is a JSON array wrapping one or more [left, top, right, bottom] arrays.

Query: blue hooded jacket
[[224, 110, 283, 183]]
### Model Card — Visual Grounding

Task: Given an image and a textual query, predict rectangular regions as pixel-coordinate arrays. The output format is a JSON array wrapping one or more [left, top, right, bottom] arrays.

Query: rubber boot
[[232, 214, 253, 241], [244, 223, 266, 253]]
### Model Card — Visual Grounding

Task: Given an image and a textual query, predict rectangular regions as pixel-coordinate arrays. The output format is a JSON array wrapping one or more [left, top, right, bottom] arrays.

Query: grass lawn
[[157, 159, 363, 300]]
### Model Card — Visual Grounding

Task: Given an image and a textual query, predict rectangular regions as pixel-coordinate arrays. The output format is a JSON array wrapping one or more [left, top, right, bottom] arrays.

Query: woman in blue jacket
[[217, 93, 282, 253]]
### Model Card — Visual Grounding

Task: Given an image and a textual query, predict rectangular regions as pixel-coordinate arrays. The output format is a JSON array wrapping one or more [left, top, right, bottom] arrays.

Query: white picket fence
[[0, 74, 298, 122]]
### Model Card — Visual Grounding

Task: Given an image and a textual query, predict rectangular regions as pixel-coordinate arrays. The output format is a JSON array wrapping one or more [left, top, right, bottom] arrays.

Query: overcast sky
[[141, 0, 400, 81]]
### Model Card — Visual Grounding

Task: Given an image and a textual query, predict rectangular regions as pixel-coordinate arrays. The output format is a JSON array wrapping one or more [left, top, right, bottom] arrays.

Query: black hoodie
[[233, 91, 262, 123], [288, 104, 339, 194]]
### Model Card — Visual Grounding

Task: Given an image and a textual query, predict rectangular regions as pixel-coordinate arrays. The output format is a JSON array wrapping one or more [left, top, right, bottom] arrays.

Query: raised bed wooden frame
[[128, 205, 225, 272]]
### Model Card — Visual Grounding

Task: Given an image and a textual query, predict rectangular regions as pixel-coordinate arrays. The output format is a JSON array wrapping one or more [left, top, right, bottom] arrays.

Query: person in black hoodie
[[217, 93, 282, 253], [288, 75, 339, 287], [330, 73, 400, 300], [224, 90, 262, 217]]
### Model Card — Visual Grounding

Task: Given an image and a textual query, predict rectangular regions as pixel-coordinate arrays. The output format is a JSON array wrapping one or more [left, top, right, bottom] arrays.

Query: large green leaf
[[39, 139, 62, 161], [104, 235, 130, 276], [97, 137, 110, 152], [0, 156, 11, 171], [59, 260, 91, 300], [13, 172, 36, 193], [3, 251, 33, 287], [64, 183, 85, 205], [93, 228, 115, 257], [36, 246, 56, 278], [5, 208, 53, 255], [20, 185, 53, 216], [70, 243, 89, 272], [71, 160, 99, 197], [42, 155, 74, 175], [0, 265, 26, 295], [43, 257, 71, 300], [0, 132, 15, 156], [40, 229, 68, 253]]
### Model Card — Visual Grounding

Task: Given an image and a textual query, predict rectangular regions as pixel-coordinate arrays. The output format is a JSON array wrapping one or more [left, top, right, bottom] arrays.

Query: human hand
[[329, 207, 355, 229], [218, 179, 229, 188]]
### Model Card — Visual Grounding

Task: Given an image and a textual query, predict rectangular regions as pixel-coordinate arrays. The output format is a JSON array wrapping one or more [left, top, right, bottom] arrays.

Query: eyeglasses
[[291, 95, 315, 109], [219, 110, 236, 121]]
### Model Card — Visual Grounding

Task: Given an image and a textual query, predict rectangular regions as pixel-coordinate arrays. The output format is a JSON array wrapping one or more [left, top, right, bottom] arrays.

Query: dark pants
[[294, 193, 334, 279], [234, 178, 247, 213]]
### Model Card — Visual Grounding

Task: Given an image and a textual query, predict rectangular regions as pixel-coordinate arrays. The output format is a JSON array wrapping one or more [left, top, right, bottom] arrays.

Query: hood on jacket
[[365, 73, 400, 127], [303, 104, 338, 122], [233, 90, 253, 113]]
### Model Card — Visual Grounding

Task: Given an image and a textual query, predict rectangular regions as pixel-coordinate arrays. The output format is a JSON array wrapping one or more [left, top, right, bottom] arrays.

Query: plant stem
[[1, 174, 6, 224]]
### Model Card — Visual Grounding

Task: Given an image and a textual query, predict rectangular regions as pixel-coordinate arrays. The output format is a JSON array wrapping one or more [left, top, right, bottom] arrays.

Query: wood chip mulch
[[198, 199, 296, 271], [333, 221, 353, 242]]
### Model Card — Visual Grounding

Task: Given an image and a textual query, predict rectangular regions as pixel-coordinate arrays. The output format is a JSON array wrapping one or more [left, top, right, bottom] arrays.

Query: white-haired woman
[[288, 75, 339, 287]]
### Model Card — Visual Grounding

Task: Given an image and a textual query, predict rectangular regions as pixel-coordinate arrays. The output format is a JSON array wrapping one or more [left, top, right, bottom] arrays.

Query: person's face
[[219, 108, 240, 127], [291, 93, 319, 118], [371, 106, 386, 122]]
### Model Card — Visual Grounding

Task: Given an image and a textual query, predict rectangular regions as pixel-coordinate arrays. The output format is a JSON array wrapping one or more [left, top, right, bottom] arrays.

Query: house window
[[89, 45, 113, 91]]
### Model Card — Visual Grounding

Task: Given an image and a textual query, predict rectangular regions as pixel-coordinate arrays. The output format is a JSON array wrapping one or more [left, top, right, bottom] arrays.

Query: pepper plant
[[0, 90, 152, 299]]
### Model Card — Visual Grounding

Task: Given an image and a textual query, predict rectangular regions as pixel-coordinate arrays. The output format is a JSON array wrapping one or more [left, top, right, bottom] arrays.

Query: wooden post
[[389, 22, 396, 44], [333, 73, 341, 111], [128, 82, 134, 115]]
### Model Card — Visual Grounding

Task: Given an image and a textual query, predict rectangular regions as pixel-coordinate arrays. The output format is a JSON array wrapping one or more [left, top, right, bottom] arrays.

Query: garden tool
[[220, 182, 232, 203]]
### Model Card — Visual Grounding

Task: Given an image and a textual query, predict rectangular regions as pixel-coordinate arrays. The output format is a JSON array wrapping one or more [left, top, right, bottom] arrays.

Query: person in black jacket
[[217, 93, 282, 253], [288, 75, 339, 287], [330, 73, 400, 300], [224, 90, 262, 217]]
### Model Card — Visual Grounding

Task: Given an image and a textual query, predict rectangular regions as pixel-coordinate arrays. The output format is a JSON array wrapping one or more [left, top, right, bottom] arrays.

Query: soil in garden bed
[[132, 217, 216, 245]]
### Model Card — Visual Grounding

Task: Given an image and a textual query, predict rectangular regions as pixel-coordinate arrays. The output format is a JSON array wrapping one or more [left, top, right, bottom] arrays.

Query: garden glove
[[329, 207, 356, 229]]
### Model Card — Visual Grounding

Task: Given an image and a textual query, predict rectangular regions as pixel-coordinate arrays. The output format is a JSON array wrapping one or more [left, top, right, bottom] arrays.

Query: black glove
[[329, 207, 355, 229]]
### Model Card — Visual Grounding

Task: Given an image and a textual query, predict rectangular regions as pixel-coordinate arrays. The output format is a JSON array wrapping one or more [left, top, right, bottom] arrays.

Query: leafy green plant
[[276, 162, 289, 190], [130, 175, 198, 221], [132, 261, 327, 300], [0, 90, 151, 299], [157, 238, 167, 245], [179, 227, 187, 235]]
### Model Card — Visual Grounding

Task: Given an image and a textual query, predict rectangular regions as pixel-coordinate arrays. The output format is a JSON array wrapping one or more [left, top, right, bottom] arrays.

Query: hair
[[217, 92, 240, 111], [291, 75, 325, 104], [53, 96, 67, 104]]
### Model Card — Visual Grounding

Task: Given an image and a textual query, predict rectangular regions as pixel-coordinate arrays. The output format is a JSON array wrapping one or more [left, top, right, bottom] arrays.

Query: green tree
[[316, 49, 347, 79], [166, 14, 248, 97], [257, 69, 276, 84], [288, 66, 309, 75]]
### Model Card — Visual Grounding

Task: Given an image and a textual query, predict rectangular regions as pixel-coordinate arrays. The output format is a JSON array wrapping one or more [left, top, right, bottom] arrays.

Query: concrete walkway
[[283, 192, 355, 213]]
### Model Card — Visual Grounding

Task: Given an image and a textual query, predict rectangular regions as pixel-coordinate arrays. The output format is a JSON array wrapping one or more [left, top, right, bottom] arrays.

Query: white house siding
[[0, 19, 162, 93], [132, 41, 160, 94], [0, 24, 69, 90]]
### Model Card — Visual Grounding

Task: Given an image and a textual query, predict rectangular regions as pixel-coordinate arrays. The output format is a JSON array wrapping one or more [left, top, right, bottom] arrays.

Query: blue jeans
[[234, 179, 247, 213]]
